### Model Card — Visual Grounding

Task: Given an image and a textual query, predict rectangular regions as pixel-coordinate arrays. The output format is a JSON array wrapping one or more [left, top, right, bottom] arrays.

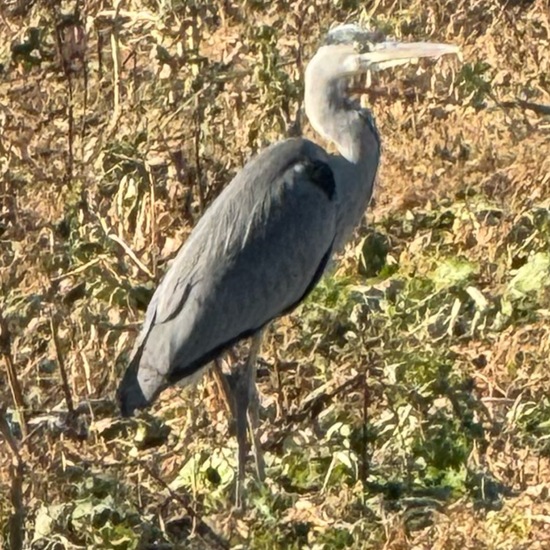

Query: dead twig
[[54, 8, 87, 187], [139, 462, 230, 550], [287, 373, 363, 424], [50, 256, 103, 282], [193, 99, 206, 215], [361, 365, 369, 485], [0, 404, 24, 550], [261, 374, 364, 455], [95, 212, 155, 278], [0, 312, 27, 438], [107, 2, 122, 138], [145, 161, 158, 278], [50, 312, 75, 417], [500, 99, 550, 116], [0, 404, 22, 462], [108, 233, 155, 279]]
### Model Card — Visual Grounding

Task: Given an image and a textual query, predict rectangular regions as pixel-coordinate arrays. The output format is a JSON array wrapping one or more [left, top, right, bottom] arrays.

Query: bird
[[117, 24, 460, 506]]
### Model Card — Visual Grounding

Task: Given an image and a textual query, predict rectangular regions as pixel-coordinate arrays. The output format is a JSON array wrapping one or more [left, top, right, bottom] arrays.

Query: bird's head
[[304, 24, 460, 160], [310, 23, 460, 81]]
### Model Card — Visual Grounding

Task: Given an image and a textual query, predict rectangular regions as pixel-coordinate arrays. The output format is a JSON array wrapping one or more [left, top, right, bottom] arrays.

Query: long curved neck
[[328, 126, 380, 253], [305, 49, 369, 164], [305, 49, 381, 251]]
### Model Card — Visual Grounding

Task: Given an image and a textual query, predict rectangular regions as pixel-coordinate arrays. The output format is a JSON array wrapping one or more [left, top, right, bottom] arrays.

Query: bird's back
[[118, 137, 338, 415]]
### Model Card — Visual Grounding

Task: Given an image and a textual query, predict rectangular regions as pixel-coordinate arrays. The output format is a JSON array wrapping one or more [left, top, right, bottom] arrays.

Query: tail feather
[[117, 343, 153, 417]]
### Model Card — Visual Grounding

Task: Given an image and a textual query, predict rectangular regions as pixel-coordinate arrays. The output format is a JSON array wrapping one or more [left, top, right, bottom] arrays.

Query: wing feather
[[118, 137, 337, 414]]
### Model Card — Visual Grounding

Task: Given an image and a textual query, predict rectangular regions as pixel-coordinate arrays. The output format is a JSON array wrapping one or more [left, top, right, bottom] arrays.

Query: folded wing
[[118, 138, 338, 415]]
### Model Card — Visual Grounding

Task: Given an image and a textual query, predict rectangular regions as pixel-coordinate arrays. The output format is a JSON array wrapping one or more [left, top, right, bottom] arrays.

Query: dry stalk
[[145, 161, 157, 278], [95, 210, 155, 278], [361, 363, 370, 486], [108, 1, 122, 137], [212, 359, 236, 417], [108, 233, 155, 279], [54, 14, 81, 186], [50, 256, 103, 282], [139, 462, 230, 550], [193, 100, 206, 215], [50, 312, 75, 416], [0, 405, 24, 550], [0, 313, 27, 438]]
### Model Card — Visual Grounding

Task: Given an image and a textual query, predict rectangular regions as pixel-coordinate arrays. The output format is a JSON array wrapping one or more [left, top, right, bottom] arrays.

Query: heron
[[117, 24, 459, 506]]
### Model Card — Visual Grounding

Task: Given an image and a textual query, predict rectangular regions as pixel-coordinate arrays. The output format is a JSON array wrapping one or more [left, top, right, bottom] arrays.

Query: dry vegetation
[[1, 0, 550, 548]]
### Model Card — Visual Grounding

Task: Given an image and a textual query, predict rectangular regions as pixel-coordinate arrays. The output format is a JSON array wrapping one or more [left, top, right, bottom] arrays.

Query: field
[[1, 0, 550, 548]]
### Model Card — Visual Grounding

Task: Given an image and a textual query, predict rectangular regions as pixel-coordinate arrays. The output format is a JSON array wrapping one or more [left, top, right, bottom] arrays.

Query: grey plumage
[[116, 24, 459, 503], [119, 139, 338, 415]]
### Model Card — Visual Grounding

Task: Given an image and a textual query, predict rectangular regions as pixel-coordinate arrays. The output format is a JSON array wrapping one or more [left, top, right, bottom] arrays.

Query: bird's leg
[[234, 329, 265, 508], [246, 330, 265, 482], [274, 359, 285, 421], [234, 363, 249, 509], [212, 356, 248, 507], [212, 358, 235, 418]]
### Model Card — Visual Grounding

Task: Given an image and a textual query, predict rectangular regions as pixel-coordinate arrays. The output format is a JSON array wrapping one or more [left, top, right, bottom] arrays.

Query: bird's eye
[[355, 41, 373, 54]]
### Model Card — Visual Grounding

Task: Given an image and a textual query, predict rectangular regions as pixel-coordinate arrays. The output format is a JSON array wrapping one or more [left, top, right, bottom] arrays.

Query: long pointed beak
[[353, 41, 461, 72]]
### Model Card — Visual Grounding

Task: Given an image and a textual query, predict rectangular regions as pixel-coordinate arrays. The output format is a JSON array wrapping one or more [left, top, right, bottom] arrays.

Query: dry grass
[[1, 0, 549, 548]]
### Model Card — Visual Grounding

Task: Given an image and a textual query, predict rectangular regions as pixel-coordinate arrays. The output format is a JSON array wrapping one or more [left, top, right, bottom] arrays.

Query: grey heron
[[117, 24, 459, 505]]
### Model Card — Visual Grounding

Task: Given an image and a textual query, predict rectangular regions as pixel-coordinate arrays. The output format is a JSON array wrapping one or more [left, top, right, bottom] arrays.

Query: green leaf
[[32, 505, 66, 541], [507, 252, 550, 299], [432, 258, 477, 289]]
